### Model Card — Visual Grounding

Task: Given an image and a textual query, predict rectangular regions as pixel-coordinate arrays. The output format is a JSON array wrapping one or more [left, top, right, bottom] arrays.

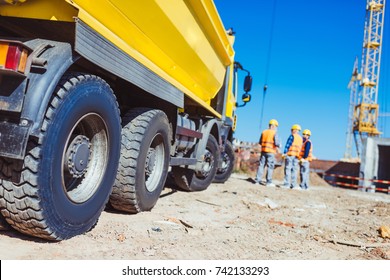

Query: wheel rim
[[145, 133, 165, 192], [62, 113, 108, 203], [196, 149, 214, 179], [218, 152, 230, 174]]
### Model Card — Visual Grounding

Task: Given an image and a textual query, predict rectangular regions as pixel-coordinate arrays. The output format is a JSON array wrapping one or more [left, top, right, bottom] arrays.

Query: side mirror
[[242, 93, 251, 103], [234, 62, 253, 108], [244, 74, 252, 93], [236, 93, 252, 107]]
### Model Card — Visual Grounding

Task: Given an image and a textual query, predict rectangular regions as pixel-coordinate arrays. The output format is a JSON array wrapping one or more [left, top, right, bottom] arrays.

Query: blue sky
[[214, 0, 390, 160]]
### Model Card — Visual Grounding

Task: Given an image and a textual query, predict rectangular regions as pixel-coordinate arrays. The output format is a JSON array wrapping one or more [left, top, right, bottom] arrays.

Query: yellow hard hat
[[303, 129, 311, 136], [291, 124, 301, 131], [269, 119, 278, 127]]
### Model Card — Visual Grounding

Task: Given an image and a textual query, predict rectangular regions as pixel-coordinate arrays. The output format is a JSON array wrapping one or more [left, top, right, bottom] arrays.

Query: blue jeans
[[283, 155, 299, 187], [300, 161, 310, 189], [255, 152, 275, 184]]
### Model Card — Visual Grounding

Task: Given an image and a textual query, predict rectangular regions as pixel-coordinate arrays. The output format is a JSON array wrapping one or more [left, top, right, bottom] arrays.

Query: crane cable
[[259, 0, 278, 129], [380, 43, 388, 134], [381, 9, 389, 136]]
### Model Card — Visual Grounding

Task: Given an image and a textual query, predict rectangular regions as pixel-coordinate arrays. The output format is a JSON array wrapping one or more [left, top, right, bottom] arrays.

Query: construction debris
[[326, 239, 390, 248], [379, 225, 390, 238], [117, 233, 126, 242], [313, 235, 390, 248], [263, 198, 279, 209], [151, 227, 162, 232], [195, 199, 221, 207], [268, 218, 296, 228]]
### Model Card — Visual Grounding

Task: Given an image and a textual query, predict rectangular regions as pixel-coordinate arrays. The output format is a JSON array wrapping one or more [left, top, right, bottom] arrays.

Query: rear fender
[[0, 39, 77, 159], [22, 39, 79, 137], [194, 119, 221, 171]]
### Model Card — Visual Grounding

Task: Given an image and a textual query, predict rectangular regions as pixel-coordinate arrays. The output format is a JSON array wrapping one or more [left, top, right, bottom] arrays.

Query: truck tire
[[173, 134, 219, 192], [110, 108, 170, 213], [0, 214, 10, 231], [0, 73, 121, 240], [213, 140, 234, 183]]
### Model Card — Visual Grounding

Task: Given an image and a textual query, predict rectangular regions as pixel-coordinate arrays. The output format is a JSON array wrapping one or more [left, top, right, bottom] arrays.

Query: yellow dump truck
[[0, 0, 252, 240]]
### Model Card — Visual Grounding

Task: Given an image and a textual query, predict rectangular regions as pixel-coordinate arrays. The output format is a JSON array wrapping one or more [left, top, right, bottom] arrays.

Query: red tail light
[[5, 45, 20, 71], [0, 41, 31, 74]]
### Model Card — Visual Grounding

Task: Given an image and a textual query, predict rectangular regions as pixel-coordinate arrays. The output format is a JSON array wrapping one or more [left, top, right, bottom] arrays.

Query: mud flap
[[0, 122, 30, 159]]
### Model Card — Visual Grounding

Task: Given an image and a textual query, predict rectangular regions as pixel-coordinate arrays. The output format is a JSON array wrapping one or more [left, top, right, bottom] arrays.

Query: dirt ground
[[0, 168, 390, 260]]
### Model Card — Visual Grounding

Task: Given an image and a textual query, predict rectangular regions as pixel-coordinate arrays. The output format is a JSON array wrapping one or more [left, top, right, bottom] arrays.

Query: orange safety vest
[[287, 134, 303, 157], [260, 129, 277, 154], [299, 139, 313, 161]]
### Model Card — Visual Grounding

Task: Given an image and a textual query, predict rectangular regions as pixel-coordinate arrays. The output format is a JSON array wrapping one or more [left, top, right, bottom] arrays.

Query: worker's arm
[[302, 141, 311, 159], [258, 133, 263, 145], [274, 132, 281, 148], [283, 135, 294, 154]]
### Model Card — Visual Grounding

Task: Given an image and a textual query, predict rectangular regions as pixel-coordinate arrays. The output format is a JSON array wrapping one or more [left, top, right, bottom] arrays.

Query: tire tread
[[0, 73, 119, 240], [110, 108, 168, 214]]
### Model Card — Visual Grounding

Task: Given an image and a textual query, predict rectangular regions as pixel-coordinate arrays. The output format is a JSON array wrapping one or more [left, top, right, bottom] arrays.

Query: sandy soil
[[0, 169, 390, 260]]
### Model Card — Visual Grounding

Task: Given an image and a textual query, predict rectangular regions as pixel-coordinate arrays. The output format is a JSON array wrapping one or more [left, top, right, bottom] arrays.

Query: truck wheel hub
[[198, 150, 213, 178], [219, 153, 230, 173], [145, 148, 156, 176], [66, 135, 91, 178]]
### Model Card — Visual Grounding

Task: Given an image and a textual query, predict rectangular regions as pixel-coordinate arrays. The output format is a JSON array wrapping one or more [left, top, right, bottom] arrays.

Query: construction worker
[[299, 129, 313, 190], [254, 119, 281, 187], [281, 124, 303, 189]]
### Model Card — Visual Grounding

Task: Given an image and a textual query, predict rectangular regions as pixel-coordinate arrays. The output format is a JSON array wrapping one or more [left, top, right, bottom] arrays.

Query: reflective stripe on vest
[[261, 129, 277, 153], [287, 134, 303, 156], [299, 139, 313, 161]]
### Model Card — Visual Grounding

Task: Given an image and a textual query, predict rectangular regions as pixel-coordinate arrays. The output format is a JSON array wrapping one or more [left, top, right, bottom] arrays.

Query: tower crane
[[344, 0, 386, 160]]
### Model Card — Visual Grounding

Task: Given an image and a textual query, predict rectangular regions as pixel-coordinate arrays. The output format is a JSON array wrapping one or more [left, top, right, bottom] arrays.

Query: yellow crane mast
[[345, 0, 386, 160]]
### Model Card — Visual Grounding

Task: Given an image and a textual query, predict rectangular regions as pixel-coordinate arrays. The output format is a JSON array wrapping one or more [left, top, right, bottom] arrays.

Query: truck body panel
[[1, 0, 236, 118]]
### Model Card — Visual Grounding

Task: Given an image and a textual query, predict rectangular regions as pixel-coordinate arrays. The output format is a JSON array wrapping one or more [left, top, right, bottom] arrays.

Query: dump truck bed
[[0, 0, 235, 116]]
